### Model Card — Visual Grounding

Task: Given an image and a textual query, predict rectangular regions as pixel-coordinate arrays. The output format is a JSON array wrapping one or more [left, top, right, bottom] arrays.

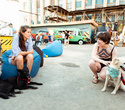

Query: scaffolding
[[44, 5, 125, 25], [44, 5, 69, 23]]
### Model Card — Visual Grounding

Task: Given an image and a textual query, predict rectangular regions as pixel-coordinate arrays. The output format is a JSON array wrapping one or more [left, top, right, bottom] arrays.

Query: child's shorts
[[64, 39, 68, 43]]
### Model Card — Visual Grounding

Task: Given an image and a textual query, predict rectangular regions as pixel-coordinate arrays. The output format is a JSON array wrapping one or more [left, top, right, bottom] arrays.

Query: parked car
[[53, 28, 89, 45]]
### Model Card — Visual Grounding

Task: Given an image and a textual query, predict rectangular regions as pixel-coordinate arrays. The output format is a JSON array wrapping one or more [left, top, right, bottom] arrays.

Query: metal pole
[[123, 9, 125, 26]]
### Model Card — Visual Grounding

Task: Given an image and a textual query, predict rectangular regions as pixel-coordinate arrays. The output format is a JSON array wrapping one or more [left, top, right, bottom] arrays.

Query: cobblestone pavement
[[0, 44, 125, 110]]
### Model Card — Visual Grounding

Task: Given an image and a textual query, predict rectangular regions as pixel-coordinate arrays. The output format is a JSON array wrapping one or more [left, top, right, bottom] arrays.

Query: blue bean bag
[[0, 49, 41, 80], [42, 41, 63, 57]]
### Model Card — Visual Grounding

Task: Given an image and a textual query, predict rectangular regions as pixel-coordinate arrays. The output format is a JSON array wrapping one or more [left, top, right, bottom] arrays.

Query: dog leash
[[17, 77, 29, 86], [22, 78, 30, 86], [121, 73, 125, 85]]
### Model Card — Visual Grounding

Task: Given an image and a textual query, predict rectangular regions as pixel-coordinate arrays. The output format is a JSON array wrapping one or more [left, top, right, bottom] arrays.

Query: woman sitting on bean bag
[[8, 25, 33, 74]]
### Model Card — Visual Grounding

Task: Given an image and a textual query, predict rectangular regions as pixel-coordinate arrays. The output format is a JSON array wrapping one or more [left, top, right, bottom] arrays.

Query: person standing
[[64, 30, 69, 47], [8, 23, 17, 37], [8, 25, 33, 74], [48, 33, 52, 43], [39, 33, 43, 45], [61, 31, 65, 43], [43, 33, 48, 45]]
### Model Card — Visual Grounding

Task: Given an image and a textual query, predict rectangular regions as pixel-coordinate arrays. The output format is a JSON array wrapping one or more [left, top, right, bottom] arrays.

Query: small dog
[[101, 57, 125, 94], [0, 67, 43, 99]]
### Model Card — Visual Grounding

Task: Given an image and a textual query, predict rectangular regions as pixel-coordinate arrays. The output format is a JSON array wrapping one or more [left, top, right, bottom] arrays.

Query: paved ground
[[0, 44, 125, 110]]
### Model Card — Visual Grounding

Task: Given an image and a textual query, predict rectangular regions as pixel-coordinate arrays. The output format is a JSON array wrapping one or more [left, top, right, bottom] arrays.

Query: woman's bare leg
[[88, 59, 101, 77], [88, 59, 101, 83], [99, 67, 108, 80], [26, 54, 33, 74], [11, 55, 24, 70]]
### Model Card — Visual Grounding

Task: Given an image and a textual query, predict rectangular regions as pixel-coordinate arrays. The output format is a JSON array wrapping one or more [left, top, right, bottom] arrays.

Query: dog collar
[[108, 66, 120, 78], [17, 77, 20, 85], [22, 78, 29, 86], [17, 77, 29, 86]]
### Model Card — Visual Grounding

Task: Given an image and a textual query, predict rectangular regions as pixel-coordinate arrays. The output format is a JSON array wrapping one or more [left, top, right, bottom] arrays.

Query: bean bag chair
[[33, 45, 44, 67], [42, 41, 63, 57], [0, 49, 41, 80]]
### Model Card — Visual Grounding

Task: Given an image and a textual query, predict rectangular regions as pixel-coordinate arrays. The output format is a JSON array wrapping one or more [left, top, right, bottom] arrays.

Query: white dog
[[101, 57, 125, 94]]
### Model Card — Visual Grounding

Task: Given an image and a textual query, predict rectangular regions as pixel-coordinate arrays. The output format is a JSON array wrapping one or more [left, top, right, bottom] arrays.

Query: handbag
[[33, 45, 44, 67]]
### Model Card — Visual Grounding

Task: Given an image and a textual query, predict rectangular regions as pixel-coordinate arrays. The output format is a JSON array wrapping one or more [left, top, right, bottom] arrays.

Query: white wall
[[0, 0, 20, 35]]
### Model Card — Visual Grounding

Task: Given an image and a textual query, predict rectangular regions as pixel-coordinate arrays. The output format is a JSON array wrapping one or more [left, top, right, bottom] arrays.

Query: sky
[[0, 0, 20, 35]]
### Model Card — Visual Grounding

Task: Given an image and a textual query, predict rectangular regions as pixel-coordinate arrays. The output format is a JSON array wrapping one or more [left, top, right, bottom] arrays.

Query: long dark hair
[[18, 25, 31, 51]]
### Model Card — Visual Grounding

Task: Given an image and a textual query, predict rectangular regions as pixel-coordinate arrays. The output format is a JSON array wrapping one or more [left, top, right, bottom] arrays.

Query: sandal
[[92, 76, 98, 84]]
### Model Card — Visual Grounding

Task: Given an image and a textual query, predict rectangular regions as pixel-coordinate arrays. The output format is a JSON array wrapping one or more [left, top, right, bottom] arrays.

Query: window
[[30, 0, 36, 24], [96, 0, 103, 7], [85, 0, 92, 6], [23, 2, 26, 10], [44, 0, 49, 7], [44, 0, 50, 23], [67, 0, 72, 11], [107, 0, 116, 6], [44, 10, 49, 23], [85, 14, 92, 20], [78, 31, 81, 36], [118, 13, 123, 21], [108, 0, 116, 3], [37, 0, 40, 24], [76, 1, 82, 8], [95, 13, 102, 23], [51, 0, 55, 5], [76, 0, 82, 10], [74, 31, 78, 36], [59, 0, 63, 8], [68, 16, 72, 22], [76, 15, 82, 21], [119, 0, 125, 5], [106, 15, 115, 22], [96, 0, 104, 4]]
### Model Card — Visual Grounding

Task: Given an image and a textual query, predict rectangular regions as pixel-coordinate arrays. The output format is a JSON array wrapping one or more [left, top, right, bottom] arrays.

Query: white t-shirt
[[61, 33, 65, 39]]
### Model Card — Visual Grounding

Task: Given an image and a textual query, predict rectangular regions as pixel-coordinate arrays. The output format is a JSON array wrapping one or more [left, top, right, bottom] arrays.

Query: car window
[[74, 31, 78, 36], [78, 31, 82, 36]]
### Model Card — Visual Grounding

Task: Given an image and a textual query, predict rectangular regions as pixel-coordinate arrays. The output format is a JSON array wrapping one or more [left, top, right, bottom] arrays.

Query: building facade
[[19, 0, 125, 33], [0, 0, 20, 35]]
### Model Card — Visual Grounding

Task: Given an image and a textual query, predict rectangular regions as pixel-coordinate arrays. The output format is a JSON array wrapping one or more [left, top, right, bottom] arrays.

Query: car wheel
[[78, 40, 83, 45]]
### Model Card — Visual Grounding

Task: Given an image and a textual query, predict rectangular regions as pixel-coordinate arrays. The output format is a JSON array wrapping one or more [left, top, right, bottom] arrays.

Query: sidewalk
[[0, 44, 125, 110]]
